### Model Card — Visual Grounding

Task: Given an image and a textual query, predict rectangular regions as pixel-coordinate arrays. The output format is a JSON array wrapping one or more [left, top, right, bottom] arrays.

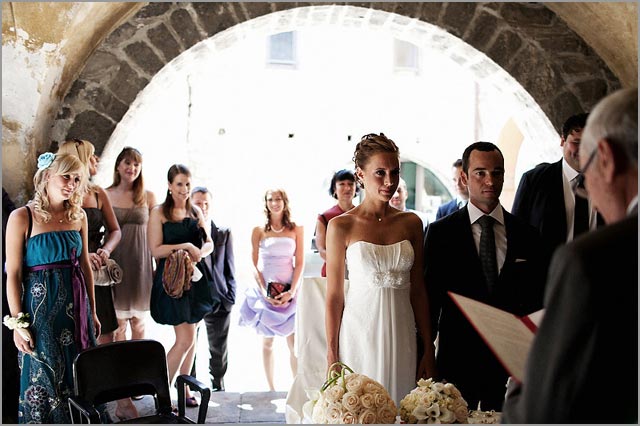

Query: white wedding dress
[[339, 239, 417, 404]]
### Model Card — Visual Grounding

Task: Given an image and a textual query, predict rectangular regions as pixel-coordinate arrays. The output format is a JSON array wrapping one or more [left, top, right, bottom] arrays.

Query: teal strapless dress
[[18, 230, 98, 424], [150, 218, 219, 325]]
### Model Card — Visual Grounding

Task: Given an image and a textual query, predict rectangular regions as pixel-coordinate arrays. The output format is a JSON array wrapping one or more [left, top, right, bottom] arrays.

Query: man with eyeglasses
[[502, 87, 638, 423], [512, 113, 601, 254]]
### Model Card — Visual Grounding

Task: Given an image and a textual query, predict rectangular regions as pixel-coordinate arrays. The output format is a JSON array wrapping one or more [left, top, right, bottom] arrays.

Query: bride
[[325, 133, 437, 404]]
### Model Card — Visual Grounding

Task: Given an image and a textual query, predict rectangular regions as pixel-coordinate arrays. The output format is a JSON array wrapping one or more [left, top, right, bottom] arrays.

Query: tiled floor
[[104, 391, 287, 424]]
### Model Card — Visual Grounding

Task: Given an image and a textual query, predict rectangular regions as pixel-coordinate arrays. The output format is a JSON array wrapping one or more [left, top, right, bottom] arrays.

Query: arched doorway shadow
[[87, 5, 576, 394]]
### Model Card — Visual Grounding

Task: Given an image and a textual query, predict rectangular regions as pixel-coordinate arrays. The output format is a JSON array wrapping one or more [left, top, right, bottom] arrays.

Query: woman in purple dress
[[239, 188, 304, 391]]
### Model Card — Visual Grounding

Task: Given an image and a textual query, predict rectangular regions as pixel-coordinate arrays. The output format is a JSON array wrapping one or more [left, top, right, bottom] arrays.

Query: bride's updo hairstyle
[[352, 133, 400, 189]]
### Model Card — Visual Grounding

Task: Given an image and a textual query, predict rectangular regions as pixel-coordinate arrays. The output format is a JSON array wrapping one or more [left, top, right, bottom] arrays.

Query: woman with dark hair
[[239, 188, 304, 391], [315, 169, 358, 277], [325, 133, 436, 405], [106, 147, 156, 420], [148, 164, 217, 407]]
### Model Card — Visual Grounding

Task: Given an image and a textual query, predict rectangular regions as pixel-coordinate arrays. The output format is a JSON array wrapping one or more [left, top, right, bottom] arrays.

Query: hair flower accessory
[[37, 152, 56, 170]]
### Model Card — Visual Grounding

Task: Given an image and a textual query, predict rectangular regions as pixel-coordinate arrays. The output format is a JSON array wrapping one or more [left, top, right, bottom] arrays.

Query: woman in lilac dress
[[239, 188, 304, 391]]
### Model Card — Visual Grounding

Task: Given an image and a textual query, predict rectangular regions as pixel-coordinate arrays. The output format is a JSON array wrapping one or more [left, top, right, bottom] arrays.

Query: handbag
[[162, 249, 194, 298], [93, 259, 123, 287], [266, 281, 291, 298]]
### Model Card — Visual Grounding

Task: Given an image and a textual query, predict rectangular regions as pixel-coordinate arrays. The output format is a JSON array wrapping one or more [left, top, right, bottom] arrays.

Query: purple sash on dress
[[28, 248, 91, 351]]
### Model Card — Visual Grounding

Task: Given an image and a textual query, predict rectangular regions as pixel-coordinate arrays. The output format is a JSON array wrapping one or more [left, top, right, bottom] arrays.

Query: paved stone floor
[[104, 391, 287, 424]]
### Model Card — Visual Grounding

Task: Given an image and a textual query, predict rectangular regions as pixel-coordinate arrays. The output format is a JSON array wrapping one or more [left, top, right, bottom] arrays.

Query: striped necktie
[[574, 174, 590, 237], [478, 215, 498, 293]]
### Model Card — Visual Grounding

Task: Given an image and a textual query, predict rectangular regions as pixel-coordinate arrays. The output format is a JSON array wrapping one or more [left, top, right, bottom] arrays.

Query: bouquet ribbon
[[321, 361, 354, 392]]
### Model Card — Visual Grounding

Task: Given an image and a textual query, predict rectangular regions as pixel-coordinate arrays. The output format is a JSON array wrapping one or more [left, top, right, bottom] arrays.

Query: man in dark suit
[[502, 88, 637, 423], [512, 113, 600, 253], [435, 159, 468, 220], [191, 187, 236, 392], [424, 142, 549, 411]]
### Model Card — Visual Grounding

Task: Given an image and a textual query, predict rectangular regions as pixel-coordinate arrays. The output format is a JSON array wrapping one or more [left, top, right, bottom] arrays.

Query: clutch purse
[[93, 259, 123, 287], [267, 281, 291, 298]]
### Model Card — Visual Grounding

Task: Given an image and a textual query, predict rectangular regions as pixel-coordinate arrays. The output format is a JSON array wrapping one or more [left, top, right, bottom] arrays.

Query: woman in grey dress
[[105, 147, 156, 420]]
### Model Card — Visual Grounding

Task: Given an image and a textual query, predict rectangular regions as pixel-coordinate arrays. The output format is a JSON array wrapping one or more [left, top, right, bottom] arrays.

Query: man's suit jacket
[[502, 214, 638, 423], [423, 206, 549, 410], [511, 160, 567, 253], [203, 220, 236, 312], [435, 199, 460, 220]]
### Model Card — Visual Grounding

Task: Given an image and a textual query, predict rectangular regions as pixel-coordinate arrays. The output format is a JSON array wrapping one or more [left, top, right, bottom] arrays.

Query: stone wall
[[52, 2, 620, 155]]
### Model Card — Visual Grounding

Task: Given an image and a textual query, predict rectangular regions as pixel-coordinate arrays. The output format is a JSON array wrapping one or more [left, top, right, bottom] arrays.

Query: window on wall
[[394, 39, 419, 73], [268, 31, 297, 67]]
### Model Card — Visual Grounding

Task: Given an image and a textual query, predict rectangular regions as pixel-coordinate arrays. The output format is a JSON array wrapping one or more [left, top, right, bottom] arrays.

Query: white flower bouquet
[[304, 362, 397, 424], [399, 378, 468, 424]]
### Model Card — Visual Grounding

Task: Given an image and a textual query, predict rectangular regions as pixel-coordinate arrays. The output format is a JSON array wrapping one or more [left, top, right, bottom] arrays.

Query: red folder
[[448, 291, 544, 383]]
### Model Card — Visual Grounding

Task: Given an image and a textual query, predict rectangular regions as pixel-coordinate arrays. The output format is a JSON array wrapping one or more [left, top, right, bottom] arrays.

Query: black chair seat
[[68, 339, 211, 424]]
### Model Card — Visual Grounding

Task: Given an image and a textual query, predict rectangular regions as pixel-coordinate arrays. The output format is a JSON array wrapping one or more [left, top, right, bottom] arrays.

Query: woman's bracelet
[[3, 313, 30, 330]]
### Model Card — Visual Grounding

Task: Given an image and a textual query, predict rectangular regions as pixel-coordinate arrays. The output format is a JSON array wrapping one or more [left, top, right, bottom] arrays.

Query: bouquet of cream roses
[[399, 378, 468, 424], [304, 362, 397, 424]]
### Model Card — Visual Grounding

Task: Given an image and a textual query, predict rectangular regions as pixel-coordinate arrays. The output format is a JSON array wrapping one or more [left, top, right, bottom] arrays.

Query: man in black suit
[[424, 142, 549, 411], [512, 113, 600, 253], [191, 187, 236, 392], [502, 88, 637, 423], [435, 159, 468, 220]]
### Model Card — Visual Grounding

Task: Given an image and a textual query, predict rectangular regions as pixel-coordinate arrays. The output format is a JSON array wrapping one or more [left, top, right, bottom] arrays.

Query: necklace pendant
[[377, 217, 382, 222]]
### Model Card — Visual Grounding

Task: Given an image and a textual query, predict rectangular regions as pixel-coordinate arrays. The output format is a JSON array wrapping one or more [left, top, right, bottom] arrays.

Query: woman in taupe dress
[[105, 147, 156, 420]]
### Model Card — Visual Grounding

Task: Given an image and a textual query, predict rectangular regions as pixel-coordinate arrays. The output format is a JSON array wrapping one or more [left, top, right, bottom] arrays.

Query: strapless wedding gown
[[339, 239, 417, 404]]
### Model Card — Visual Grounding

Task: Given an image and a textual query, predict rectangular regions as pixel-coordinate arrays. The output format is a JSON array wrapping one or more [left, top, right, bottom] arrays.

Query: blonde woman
[[239, 188, 304, 391], [58, 139, 121, 344], [5, 153, 100, 423]]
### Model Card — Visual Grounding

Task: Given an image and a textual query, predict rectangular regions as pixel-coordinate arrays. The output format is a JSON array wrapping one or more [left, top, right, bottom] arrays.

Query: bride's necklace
[[271, 224, 284, 233]]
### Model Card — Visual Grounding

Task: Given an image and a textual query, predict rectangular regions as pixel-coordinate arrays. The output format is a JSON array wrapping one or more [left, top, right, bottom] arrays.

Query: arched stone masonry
[[52, 2, 620, 154]]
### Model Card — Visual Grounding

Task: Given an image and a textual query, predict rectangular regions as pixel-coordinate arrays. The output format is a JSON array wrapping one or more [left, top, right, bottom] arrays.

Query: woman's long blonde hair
[[57, 138, 98, 194], [32, 153, 86, 223]]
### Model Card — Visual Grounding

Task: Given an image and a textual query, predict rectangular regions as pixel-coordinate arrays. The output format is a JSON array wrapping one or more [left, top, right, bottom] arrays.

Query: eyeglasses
[[572, 148, 597, 199]]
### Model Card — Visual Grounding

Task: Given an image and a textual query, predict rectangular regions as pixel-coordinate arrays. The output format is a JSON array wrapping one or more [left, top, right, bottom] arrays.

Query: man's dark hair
[[462, 142, 504, 173], [561, 113, 589, 140]]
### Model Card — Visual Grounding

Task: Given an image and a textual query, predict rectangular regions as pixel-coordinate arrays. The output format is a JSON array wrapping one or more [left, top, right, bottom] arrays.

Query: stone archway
[[52, 2, 620, 154]]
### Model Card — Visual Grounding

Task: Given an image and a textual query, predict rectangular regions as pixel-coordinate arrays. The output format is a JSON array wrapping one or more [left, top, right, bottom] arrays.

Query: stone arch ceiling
[[53, 2, 627, 155]]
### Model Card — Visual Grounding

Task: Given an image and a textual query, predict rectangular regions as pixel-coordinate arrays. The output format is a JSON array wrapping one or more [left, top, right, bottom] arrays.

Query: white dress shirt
[[467, 202, 507, 274]]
